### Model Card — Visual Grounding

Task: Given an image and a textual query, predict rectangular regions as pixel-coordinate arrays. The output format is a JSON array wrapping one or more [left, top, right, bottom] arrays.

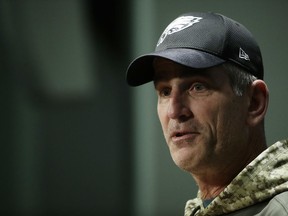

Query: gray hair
[[222, 62, 257, 96]]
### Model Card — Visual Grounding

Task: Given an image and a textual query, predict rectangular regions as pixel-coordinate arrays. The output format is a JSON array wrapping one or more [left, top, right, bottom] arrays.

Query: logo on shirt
[[157, 16, 203, 46]]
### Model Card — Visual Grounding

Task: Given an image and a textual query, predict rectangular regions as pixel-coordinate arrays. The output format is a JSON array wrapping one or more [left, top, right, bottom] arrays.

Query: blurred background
[[1, 0, 287, 216]]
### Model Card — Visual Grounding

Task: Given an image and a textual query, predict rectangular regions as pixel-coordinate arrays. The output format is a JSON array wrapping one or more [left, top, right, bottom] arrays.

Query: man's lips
[[170, 131, 199, 142]]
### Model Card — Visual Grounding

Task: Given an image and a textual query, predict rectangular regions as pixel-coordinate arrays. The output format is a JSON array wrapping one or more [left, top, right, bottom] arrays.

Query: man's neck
[[193, 172, 233, 200], [198, 182, 228, 200]]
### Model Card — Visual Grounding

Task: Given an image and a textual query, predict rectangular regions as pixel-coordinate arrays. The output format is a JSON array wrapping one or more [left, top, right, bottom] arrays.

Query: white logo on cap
[[157, 16, 202, 46], [239, 47, 250, 61]]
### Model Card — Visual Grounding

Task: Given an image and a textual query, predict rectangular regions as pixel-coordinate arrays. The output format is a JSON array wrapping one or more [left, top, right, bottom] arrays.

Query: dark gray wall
[[1, 0, 132, 215]]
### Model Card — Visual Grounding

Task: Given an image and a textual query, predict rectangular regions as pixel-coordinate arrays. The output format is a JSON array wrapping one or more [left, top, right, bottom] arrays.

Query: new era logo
[[239, 48, 250, 61]]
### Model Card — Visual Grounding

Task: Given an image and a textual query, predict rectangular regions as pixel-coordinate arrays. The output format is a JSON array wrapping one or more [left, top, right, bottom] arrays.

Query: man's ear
[[247, 80, 269, 126]]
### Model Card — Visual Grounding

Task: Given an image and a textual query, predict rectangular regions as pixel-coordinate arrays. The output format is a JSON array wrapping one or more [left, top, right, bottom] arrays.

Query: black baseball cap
[[126, 12, 263, 86]]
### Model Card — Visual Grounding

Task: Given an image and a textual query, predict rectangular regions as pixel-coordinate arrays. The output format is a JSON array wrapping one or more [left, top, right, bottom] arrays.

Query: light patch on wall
[[19, 1, 98, 101]]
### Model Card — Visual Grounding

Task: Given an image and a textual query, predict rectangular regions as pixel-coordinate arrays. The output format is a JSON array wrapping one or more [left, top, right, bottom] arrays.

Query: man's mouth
[[175, 132, 188, 137], [171, 131, 198, 140]]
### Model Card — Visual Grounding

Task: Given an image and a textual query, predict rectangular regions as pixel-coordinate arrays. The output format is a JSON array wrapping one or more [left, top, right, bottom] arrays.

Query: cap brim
[[126, 48, 226, 86]]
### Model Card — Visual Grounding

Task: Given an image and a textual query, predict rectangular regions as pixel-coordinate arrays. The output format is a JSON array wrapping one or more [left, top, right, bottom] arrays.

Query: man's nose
[[167, 94, 192, 120]]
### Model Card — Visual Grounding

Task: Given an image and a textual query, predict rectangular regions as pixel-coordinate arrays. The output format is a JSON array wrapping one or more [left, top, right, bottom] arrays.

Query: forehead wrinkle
[[153, 68, 211, 84]]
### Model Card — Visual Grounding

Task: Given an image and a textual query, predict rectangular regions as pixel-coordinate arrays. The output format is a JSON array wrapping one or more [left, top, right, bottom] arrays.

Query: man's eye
[[159, 88, 171, 97], [188, 83, 207, 93], [194, 83, 206, 91]]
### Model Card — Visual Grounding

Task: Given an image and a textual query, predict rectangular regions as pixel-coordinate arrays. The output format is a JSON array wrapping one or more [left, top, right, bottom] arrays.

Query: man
[[126, 12, 288, 215]]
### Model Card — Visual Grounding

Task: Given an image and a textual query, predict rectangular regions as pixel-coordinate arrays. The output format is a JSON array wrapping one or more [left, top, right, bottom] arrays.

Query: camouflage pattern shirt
[[185, 139, 288, 216]]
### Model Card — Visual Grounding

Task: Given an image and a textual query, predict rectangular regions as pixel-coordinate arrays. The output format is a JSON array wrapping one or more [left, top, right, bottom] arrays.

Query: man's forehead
[[153, 57, 219, 81]]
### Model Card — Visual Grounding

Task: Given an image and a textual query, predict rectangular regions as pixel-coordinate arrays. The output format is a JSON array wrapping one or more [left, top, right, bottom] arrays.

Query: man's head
[[126, 12, 269, 178]]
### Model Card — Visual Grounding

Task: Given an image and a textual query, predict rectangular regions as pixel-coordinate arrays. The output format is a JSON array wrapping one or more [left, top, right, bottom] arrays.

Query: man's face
[[153, 58, 250, 174]]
